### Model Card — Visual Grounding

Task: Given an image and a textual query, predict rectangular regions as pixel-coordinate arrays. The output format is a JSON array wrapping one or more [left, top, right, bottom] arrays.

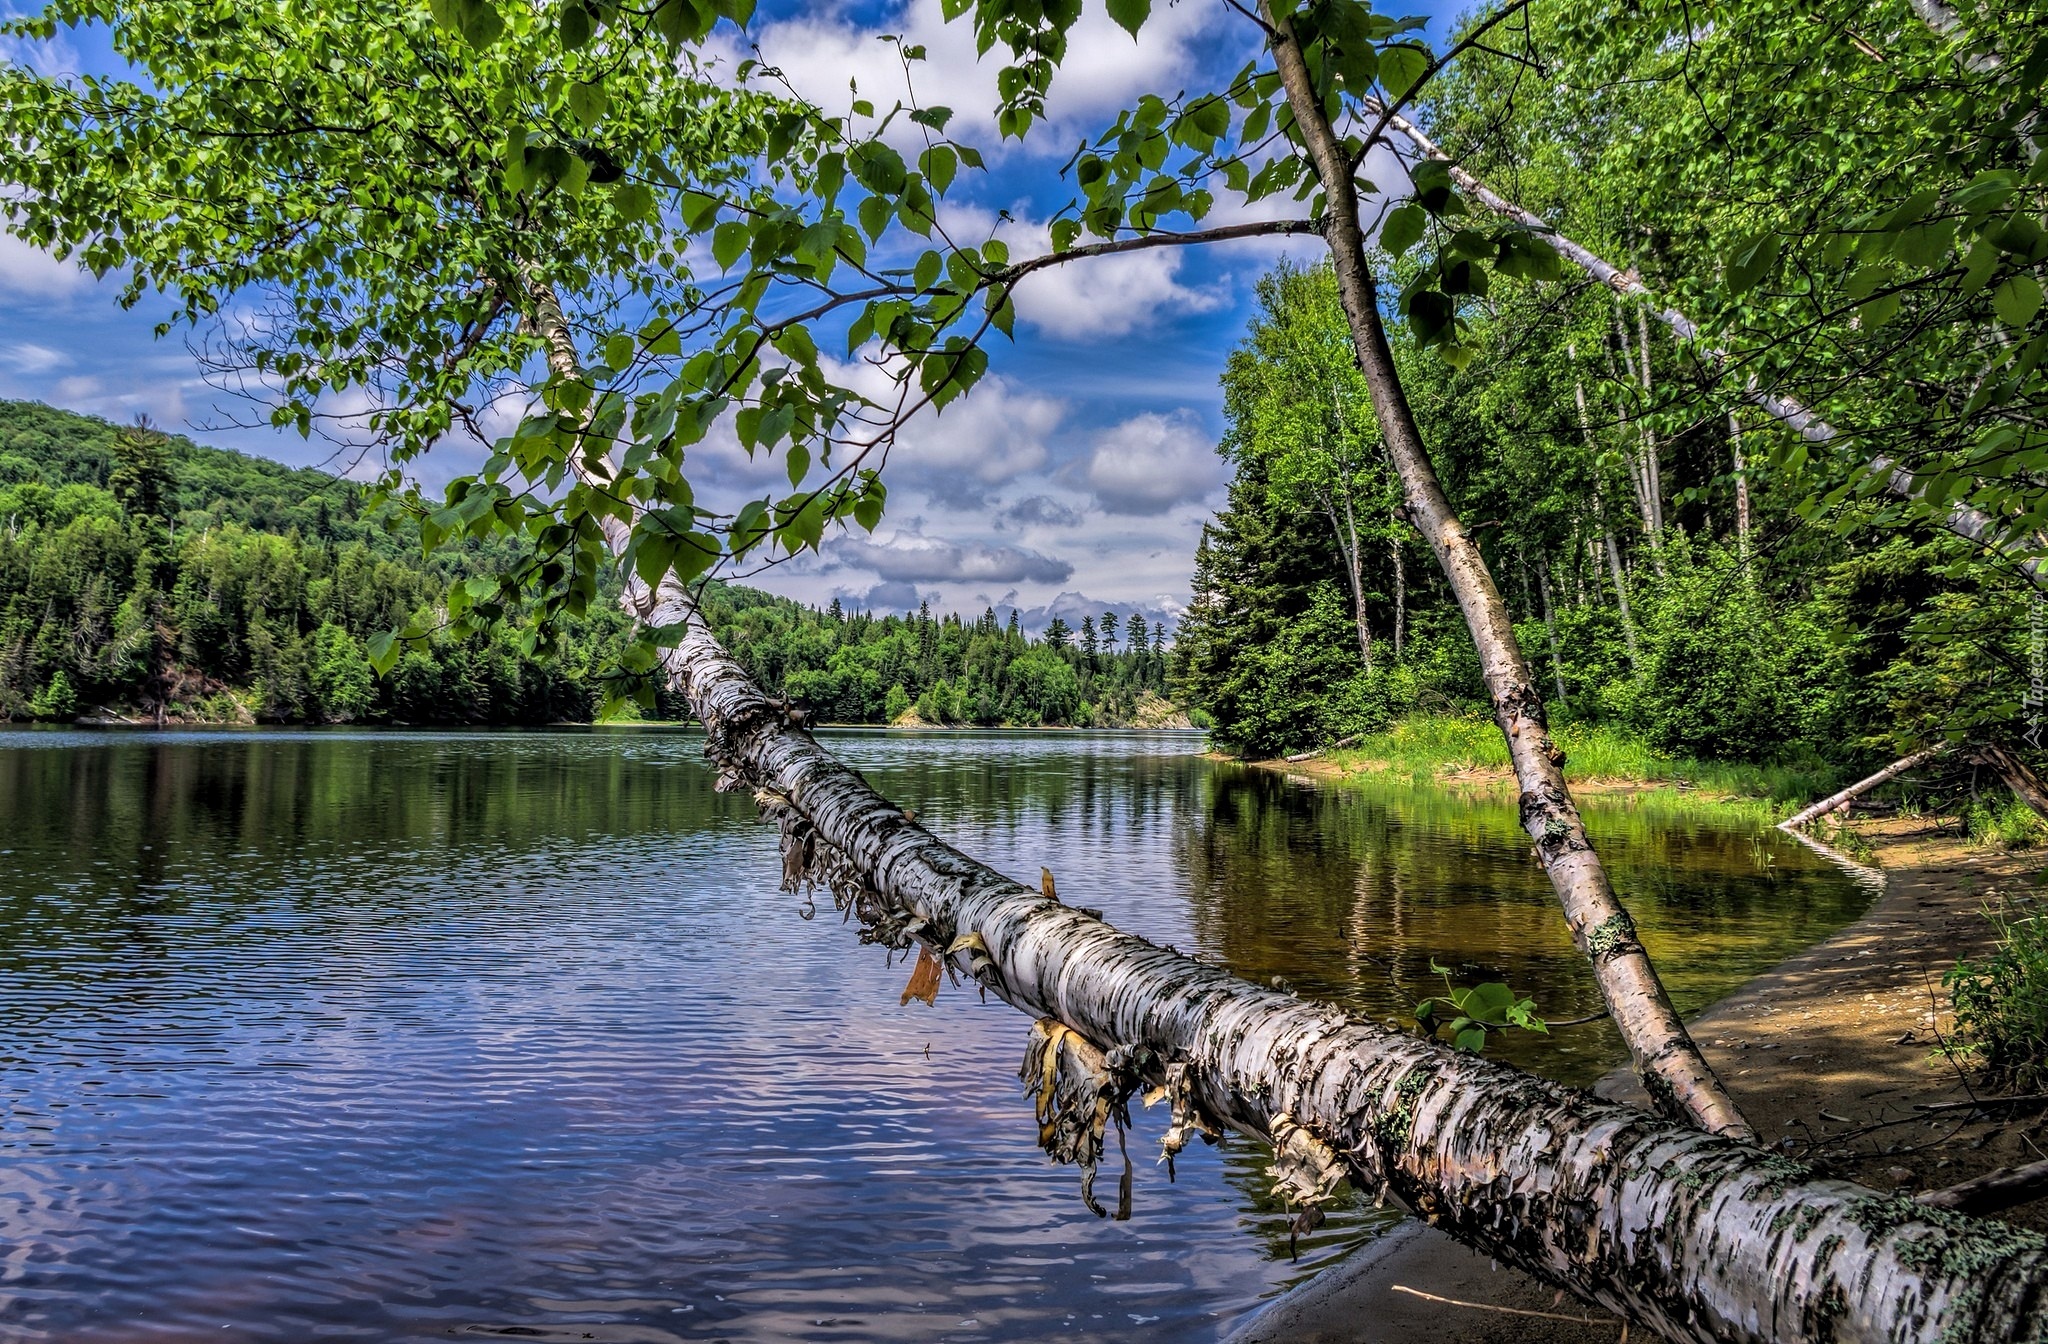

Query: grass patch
[[1946, 896, 2048, 1094], [1324, 714, 1839, 814], [1962, 793, 2048, 850]]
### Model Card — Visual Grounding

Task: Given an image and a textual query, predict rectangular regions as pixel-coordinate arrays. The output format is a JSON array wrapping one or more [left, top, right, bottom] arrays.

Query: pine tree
[[1099, 610, 1118, 649], [1044, 616, 1071, 650], [107, 415, 173, 523], [1080, 615, 1098, 660], [827, 596, 844, 622]]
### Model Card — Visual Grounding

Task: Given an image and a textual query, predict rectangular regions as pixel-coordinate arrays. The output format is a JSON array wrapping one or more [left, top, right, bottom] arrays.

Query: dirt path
[[1226, 813, 2046, 1344]]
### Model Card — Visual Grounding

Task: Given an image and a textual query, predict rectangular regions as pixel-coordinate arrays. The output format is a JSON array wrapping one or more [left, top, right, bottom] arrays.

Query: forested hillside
[[0, 401, 1172, 726]]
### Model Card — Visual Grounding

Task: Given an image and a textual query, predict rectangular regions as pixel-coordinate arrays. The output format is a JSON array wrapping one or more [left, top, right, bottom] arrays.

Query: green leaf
[[920, 144, 958, 193], [785, 441, 811, 487], [366, 631, 399, 677], [1724, 230, 1781, 296], [1379, 201, 1426, 257], [559, 2, 593, 50], [850, 141, 907, 195], [1994, 273, 2044, 326], [1379, 43, 1429, 99], [1105, 0, 1150, 38], [567, 80, 608, 130], [712, 219, 749, 270], [859, 193, 892, 241]]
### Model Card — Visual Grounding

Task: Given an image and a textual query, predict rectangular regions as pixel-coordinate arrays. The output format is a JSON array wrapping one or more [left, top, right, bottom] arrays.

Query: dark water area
[[0, 728, 1864, 1342]]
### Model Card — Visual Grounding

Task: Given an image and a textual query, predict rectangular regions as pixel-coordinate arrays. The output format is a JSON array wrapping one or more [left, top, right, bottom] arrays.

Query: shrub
[[1962, 791, 2048, 850], [1946, 897, 2048, 1094]]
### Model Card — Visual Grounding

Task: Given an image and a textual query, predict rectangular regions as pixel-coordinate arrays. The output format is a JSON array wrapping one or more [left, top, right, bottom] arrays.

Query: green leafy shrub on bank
[[1946, 898, 2048, 1094]]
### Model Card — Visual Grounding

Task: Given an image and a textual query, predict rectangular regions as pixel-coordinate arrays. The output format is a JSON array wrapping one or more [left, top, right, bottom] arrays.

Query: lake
[[0, 727, 1864, 1342]]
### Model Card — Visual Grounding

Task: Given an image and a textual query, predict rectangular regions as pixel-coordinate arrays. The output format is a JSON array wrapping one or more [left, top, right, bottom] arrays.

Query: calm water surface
[[0, 728, 1863, 1342]]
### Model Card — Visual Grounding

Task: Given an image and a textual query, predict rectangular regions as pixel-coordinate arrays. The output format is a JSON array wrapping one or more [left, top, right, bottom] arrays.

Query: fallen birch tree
[[14, 3, 2048, 1336], [514, 260, 2048, 1339], [596, 482, 2048, 1344], [1781, 746, 1951, 831]]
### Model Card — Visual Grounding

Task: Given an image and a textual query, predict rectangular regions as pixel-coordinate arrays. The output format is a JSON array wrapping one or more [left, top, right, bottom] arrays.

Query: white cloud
[[737, 0, 1226, 152], [835, 533, 1073, 585], [0, 342, 70, 375], [684, 350, 1068, 510], [993, 215, 1226, 339], [1083, 410, 1223, 515], [0, 232, 91, 300]]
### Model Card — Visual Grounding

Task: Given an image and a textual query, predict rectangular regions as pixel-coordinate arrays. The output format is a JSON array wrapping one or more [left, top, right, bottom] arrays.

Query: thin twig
[[1389, 1284, 1620, 1326]]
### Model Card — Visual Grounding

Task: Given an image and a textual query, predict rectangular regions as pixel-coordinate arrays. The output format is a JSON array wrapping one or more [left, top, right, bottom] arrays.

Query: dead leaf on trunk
[[1042, 867, 1059, 902], [899, 944, 942, 1007]]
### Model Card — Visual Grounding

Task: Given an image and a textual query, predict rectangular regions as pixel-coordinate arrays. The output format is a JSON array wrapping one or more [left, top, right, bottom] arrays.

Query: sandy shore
[[1225, 802, 2046, 1344]]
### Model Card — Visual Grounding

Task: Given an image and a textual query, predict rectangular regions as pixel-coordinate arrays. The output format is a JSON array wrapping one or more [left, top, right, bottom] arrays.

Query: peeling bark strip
[[1265, 6, 1750, 1141], [1370, 103, 2044, 588]]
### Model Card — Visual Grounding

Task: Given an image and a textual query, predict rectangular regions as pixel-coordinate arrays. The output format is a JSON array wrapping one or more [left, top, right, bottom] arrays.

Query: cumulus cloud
[[992, 215, 1226, 339], [1083, 410, 1224, 515], [998, 494, 1084, 528], [854, 580, 926, 612], [837, 534, 1073, 585], [0, 233, 90, 300], [881, 371, 1066, 505], [737, 0, 1223, 152]]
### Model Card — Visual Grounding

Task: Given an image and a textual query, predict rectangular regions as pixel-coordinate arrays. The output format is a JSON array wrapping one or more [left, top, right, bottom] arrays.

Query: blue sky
[[0, 0, 1461, 627]]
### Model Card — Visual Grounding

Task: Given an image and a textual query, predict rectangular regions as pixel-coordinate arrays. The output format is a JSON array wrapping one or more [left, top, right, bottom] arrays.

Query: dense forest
[[1173, 260, 2029, 783], [0, 400, 1174, 726]]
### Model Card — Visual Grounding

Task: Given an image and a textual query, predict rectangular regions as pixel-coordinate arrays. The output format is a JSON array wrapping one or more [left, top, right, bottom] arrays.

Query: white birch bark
[[1572, 357, 1642, 667], [1731, 413, 1753, 569], [1371, 104, 2044, 588], [1781, 746, 1949, 830], [1268, 7, 1749, 1140], [1390, 527, 1406, 658], [1537, 555, 1569, 706], [519, 272, 2048, 1344]]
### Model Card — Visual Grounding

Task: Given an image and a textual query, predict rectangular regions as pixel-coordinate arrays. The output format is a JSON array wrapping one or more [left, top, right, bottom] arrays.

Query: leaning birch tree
[[1, 0, 1746, 1137], [12, 0, 2048, 1335]]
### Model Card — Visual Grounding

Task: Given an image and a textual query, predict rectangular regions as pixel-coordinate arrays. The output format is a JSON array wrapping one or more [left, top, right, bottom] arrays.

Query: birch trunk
[[1636, 304, 1667, 538], [1538, 556, 1569, 706], [1781, 746, 1948, 830], [1332, 489, 1374, 672], [1731, 413, 1753, 570], [1571, 357, 1642, 669], [520, 276, 2048, 1344], [1267, 7, 1748, 1140], [1372, 104, 2043, 588], [1605, 323, 1664, 565], [662, 588, 2047, 1344], [1391, 527, 1406, 659]]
